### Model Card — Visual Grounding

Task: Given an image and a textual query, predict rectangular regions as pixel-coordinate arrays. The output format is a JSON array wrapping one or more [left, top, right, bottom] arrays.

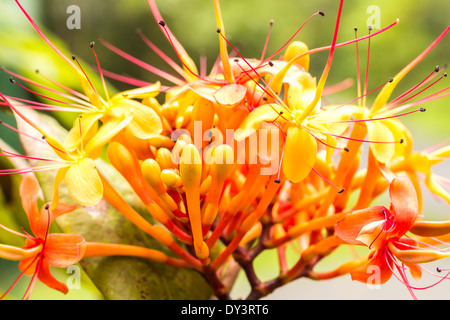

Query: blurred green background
[[0, 0, 449, 299]]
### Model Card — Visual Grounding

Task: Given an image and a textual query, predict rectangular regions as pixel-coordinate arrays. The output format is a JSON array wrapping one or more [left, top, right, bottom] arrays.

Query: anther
[[420, 107, 426, 112], [158, 20, 166, 27], [437, 267, 442, 273], [338, 188, 345, 194], [274, 179, 281, 184], [9, 77, 15, 84], [45, 203, 50, 210], [71, 55, 76, 61], [90, 41, 95, 48], [389, 77, 394, 83], [444, 72, 448, 77], [35, 69, 40, 74], [279, 111, 283, 115], [353, 26, 358, 31], [318, 11, 325, 16], [344, 147, 350, 152], [435, 65, 440, 72], [216, 27, 221, 34], [268, 61, 274, 67], [368, 25, 373, 31], [269, 19, 274, 26], [42, 135, 46, 140], [400, 138, 404, 144]]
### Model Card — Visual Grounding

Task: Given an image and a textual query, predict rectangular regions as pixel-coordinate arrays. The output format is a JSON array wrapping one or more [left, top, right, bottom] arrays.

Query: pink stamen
[[263, 11, 324, 63], [260, 19, 274, 61], [136, 29, 188, 79], [99, 37, 185, 86], [90, 42, 110, 101]]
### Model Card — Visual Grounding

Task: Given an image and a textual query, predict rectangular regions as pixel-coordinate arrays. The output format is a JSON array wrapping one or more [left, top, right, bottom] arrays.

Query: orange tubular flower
[[0, 175, 85, 299]]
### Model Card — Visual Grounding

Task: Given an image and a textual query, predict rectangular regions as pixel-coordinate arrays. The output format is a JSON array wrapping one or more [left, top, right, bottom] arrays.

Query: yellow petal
[[112, 81, 161, 100], [234, 104, 290, 141], [64, 158, 103, 207], [366, 120, 395, 163], [214, 84, 247, 108], [285, 72, 316, 113], [84, 111, 133, 159], [282, 126, 317, 183], [283, 41, 310, 71], [114, 99, 163, 139], [0, 244, 41, 261], [64, 112, 102, 151]]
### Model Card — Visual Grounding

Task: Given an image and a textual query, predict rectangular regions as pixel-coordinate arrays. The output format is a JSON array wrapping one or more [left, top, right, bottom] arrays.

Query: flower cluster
[[1, 0, 450, 300]]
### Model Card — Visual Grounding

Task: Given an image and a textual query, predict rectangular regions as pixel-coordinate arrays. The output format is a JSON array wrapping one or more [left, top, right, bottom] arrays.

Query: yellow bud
[[161, 169, 183, 189], [180, 144, 204, 253], [157, 147, 177, 170], [142, 159, 165, 194], [283, 41, 310, 71]]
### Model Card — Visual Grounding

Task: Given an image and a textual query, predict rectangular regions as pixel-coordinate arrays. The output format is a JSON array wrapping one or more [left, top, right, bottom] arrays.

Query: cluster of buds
[[1, 0, 450, 300]]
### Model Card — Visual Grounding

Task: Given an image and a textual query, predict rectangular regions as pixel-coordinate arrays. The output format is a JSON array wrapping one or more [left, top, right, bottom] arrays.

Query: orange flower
[[335, 177, 450, 297], [0, 175, 85, 299]]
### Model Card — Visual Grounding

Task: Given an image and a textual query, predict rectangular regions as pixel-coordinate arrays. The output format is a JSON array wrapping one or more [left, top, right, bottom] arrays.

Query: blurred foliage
[[0, 0, 449, 299]]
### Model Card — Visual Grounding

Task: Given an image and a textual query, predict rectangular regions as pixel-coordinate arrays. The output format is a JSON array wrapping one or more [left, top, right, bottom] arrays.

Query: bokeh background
[[0, 0, 449, 299]]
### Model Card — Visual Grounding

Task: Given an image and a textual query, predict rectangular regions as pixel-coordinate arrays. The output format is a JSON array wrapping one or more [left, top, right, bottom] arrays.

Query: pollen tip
[[389, 77, 394, 83], [444, 72, 448, 77], [216, 27, 221, 34], [437, 267, 442, 273], [318, 11, 325, 16], [136, 28, 142, 34], [45, 203, 50, 210], [268, 60, 274, 67], [274, 179, 281, 184], [90, 41, 95, 48], [35, 69, 40, 73], [71, 55, 76, 61], [400, 138, 404, 144], [158, 20, 166, 27], [344, 147, 350, 152], [9, 77, 15, 84], [353, 26, 358, 31], [435, 65, 440, 72], [368, 25, 373, 31], [42, 135, 46, 140], [419, 107, 426, 112], [269, 19, 274, 26], [338, 188, 345, 194]]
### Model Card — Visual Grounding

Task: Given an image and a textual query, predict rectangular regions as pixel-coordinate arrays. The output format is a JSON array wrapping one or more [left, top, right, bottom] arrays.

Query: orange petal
[[64, 158, 103, 207], [282, 126, 316, 183], [37, 259, 69, 294], [388, 177, 418, 237], [350, 249, 393, 285], [44, 233, 86, 268], [335, 206, 386, 245], [19, 175, 41, 236]]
